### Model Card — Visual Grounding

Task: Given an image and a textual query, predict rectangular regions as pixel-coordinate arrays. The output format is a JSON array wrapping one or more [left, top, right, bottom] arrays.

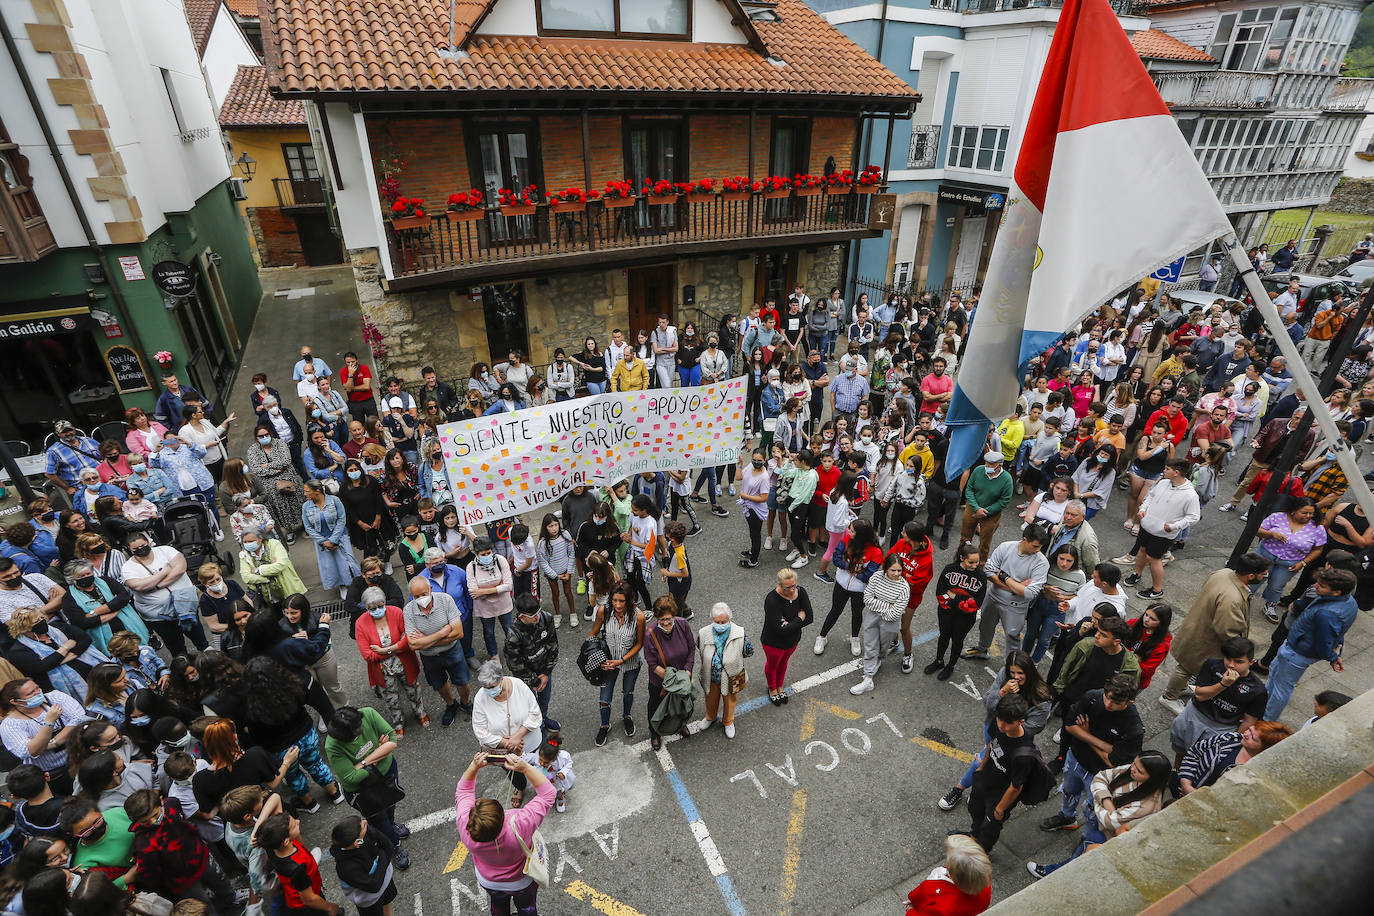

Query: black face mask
[[74, 576, 96, 590], [752, 459, 765, 468], [365, 573, 382, 582], [131, 545, 152, 558], [31, 620, 48, 636], [81, 821, 108, 844]]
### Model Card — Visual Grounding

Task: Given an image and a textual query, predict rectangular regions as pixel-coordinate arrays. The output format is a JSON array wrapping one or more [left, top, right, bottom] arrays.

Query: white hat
[[984, 451, 1004, 463], [386, 396, 405, 410]]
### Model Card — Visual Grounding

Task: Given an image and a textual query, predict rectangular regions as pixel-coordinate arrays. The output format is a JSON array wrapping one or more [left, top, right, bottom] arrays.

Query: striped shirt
[[402, 592, 463, 656], [863, 574, 910, 622], [536, 532, 576, 577], [0, 691, 90, 770], [1177, 730, 1243, 790]]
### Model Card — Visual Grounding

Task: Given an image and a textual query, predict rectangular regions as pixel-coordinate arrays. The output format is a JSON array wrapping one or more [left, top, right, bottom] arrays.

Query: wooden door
[[628, 264, 676, 336]]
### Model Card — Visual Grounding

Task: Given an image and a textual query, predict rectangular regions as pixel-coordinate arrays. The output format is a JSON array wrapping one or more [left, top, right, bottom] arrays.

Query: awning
[[0, 293, 97, 339]]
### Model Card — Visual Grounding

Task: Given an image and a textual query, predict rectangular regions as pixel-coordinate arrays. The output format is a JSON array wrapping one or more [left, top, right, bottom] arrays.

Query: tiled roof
[[219, 64, 307, 127], [184, 0, 220, 57], [262, 0, 917, 106], [225, 0, 261, 16], [1130, 28, 1215, 63]]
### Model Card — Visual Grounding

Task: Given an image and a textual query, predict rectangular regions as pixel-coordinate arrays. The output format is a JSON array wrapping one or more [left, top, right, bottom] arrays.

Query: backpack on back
[[1009, 745, 1057, 807]]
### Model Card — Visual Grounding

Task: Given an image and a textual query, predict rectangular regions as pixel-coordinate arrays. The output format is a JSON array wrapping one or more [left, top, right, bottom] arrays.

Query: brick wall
[[362, 112, 860, 206], [249, 206, 304, 267]]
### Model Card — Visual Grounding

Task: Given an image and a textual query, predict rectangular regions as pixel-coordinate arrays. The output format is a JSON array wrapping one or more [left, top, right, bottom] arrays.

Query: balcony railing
[[1153, 70, 1278, 109], [908, 124, 941, 169], [384, 190, 879, 288], [962, 0, 1147, 13], [273, 176, 326, 209], [1323, 77, 1374, 112]]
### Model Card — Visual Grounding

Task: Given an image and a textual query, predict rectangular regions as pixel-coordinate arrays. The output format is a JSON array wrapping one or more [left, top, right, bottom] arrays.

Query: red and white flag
[[945, 0, 1232, 476]]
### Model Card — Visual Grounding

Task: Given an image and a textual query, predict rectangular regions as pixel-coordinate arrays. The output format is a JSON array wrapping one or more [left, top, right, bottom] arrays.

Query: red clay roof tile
[[184, 0, 220, 57], [1130, 28, 1215, 63], [218, 64, 308, 127]]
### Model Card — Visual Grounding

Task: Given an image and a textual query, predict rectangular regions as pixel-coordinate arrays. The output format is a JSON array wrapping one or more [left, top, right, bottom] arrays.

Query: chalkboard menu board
[[104, 345, 151, 393]]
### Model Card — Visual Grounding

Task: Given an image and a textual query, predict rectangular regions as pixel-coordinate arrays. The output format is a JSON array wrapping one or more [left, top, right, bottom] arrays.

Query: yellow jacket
[[611, 357, 649, 391]]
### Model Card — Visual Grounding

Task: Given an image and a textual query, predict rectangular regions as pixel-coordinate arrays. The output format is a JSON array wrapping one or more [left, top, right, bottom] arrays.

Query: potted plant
[[721, 176, 753, 201], [793, 173, 825, 197], [825, 169, 855, 193], [389, 196, 429, 229], [643, 179, 680, 205], [445, 189, 486, 222], [154, 350, 174, 371], [499, 185, 540, 216], [602, 179, 636, 208], [855, 165, 884, 194], [684, 178, 714, 202], [759, 175, 791, 199], [549, 186, 598, 213]]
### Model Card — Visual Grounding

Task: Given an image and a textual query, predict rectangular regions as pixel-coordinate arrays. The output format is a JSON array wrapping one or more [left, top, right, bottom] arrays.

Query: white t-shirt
[[120, 546, 194, 617], [629, 515, 658, 568], [1064, 581, 1127, 625], [510, 538, 536, 575], [0, 573, 59, 624], [296, 377, 320, 403]]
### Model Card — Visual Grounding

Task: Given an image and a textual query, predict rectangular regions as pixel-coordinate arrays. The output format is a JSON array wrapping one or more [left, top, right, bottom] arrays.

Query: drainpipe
[[0, 9, 152, 371], [846, 0, 891, 301]]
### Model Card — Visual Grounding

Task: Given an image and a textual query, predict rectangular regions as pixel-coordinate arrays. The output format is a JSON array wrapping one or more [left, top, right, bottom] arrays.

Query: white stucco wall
[[201, 2, 257, 110], [316, 102, 382, 258], [476, 0, 747, 43]]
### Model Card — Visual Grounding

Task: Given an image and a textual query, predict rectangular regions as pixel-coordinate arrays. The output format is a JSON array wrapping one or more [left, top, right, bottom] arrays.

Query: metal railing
[[907, 124, 941, 169], [273, 176, 326, 209], [1153, 70, 1279, 109], [385, 190, 877, 283]]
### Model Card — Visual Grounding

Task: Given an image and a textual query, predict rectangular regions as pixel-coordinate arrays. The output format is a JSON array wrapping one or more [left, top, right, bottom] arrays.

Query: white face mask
[[417, 595, 432, 608]]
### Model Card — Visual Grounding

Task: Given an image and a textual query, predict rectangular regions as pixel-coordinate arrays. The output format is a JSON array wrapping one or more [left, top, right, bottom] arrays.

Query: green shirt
[[72, 806, 135, 880], [965, 467, 1014, 516], [324, 706, 397, 791]]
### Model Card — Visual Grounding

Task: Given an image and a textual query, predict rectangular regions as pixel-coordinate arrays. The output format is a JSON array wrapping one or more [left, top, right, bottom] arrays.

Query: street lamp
[[235, 151, 257, 182]]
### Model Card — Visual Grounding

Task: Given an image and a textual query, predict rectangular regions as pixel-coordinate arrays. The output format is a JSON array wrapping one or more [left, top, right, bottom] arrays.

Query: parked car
[[1333, 259, 1374, 290], [1257, 272, 1355, 321]]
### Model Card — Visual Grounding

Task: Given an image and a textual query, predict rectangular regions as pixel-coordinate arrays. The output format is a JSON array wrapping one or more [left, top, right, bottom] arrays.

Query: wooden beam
[[581, 106, 593, 191]]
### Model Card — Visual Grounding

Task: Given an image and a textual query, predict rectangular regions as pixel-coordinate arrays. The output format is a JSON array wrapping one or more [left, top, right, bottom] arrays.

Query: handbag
[[514, 826, 550, 889], [346, 762, 406, 817], [275, 479, 297, 495], [727, 670, 747, 694]]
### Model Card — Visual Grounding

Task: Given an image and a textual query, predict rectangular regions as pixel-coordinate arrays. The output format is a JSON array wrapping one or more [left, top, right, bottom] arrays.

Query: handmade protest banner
[[437, 377, 748, 525]]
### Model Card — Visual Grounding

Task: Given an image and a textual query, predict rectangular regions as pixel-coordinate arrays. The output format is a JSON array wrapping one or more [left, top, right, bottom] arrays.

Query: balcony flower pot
[[855, 185, 880, 195], [549, 200, 587, 213], [391, 215, 431, 230], [646, 193, 680, 206], [446, 209, 486, 223], [687, 191, 715, 203], [603, 196, 636, 209], [795, 186, 823, 197], [721, 190, 751, 202], [762, 188, 791, 200], [500, 203, 537, 217]]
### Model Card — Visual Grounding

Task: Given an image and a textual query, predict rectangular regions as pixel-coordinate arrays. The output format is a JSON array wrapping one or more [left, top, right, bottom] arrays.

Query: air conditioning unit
[[228, 178, 248, 201]]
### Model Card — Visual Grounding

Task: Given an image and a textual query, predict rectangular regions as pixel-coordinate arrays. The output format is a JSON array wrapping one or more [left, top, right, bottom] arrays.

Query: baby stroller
[[163, 497, 235, 577]]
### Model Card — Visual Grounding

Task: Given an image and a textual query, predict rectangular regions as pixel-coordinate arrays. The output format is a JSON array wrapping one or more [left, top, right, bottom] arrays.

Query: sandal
[[651, 736, 662, 751]]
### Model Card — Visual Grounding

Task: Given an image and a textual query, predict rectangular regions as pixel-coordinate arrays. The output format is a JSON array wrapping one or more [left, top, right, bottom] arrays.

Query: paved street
[[238, 275, 1374, 915]]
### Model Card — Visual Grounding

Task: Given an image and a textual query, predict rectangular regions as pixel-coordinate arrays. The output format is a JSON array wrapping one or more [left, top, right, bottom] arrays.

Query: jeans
[[1021, 593, 1064, 663], [479, 614, 512, 656], [586, 381, 607, 395], [1256, 544, 1300, 604], [808, 332, 826, 355], [1058, 749, 1092, 820], [678, 366, 702, 388], [958, 723, 996, 790], [555, 391, 572, 402], [599, 664, 641, 727], [692, 466, 718, 503], [823, 330, 838, 359], [487, 882, 538, 916], [535, 673, 561, 734], [1042, 813, 1109, 874], [1263, 642, 1318, 720]]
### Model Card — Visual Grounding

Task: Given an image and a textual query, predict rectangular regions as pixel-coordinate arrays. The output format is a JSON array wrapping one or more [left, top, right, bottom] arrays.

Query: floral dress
[[244, 440, 304, 537], [381, 464, 420, 528]]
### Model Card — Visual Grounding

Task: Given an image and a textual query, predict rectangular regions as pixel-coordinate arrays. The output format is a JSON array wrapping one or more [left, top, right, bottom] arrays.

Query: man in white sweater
[[1122, 459, 1200, 601], [963, 524, 1051, 660]]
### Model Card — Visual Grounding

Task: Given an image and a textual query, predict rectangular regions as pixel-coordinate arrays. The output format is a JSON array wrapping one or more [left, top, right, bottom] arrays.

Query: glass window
[[994, 129, 1009, 171], [975, 128, 996, 170], [1262, 8, 1299, 70], [539, 0, 614, 31], [621, 0, 688, 36], [1209, 14, 1237, 60]]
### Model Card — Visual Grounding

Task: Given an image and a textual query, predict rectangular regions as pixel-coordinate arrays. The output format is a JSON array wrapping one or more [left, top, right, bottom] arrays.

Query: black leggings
[[745, 513, 764, 561], [890, 502, 918, 544], [873, 501, 891, 542], [627, 555, 653, 609], [935, 607, 976, 664], [820, 583, 864, 638], [788, 505, 810, 555], [669, 492, 699, 527]]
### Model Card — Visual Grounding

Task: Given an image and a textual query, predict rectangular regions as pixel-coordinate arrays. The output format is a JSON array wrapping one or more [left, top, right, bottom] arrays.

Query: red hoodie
[[887, 536, 935, 608]]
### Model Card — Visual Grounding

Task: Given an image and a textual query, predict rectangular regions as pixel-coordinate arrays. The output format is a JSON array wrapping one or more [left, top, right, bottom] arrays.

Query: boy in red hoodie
[[124, 789, 240, 910], [887, 520, 935, 672]]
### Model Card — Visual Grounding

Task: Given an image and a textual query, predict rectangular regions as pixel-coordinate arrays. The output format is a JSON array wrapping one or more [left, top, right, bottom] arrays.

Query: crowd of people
[[0, 266, 1368, 915]]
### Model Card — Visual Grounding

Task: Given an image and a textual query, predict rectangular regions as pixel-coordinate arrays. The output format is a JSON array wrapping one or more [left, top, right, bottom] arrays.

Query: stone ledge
[[985, 688, 1374, 913]]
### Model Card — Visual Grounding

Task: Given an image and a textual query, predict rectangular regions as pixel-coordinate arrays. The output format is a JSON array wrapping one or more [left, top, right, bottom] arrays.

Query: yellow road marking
[[799, 699, 818, 742], [806, 698, 864, 721], [911, 736, 975, 763], [564, 880, 650, 915], [778, 789, 809, 916], [442, 842, 468, 873]]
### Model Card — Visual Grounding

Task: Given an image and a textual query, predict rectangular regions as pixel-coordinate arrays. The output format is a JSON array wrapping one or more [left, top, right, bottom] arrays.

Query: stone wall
[[1326, 177, 1374, 215], [799, 245, 846, 298], [249, 207, 305, 268], [680, 254, 751, 321], [523, 269, 626, 365]]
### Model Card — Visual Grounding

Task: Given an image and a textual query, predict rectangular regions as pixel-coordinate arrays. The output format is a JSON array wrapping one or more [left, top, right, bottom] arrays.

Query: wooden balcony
[[273, 176, 326, 209], [1153, 70, 1279, 110], [1323, 77, 1374, 112], [383, 190, 883, 290]]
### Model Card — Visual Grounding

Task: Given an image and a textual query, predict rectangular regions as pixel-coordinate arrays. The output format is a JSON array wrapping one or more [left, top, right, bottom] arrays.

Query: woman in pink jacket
[[455, 750, 554, 915]]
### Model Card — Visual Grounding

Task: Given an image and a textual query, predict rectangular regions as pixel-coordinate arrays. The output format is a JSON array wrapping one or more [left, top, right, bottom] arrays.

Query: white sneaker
[[552, 616, 560, 629], [1161, 551, 1174, 564], [765, 536, 773, 550], [849, 677, 875, 695], [698, 717, 717, 731], [813, 635, 827, 655], [791, 556, 809, 569], [729, 485, 737, 496], [785, 549, 800, 562], [724, 724, 736, 739], [1158, 695, 1187, 716], [570, 614, 579, 629], [850, 636, 861, 657]]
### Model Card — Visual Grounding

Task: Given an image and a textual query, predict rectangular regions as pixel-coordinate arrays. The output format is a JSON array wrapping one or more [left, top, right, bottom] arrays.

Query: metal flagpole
[[1220, 233, 1374, 521]]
